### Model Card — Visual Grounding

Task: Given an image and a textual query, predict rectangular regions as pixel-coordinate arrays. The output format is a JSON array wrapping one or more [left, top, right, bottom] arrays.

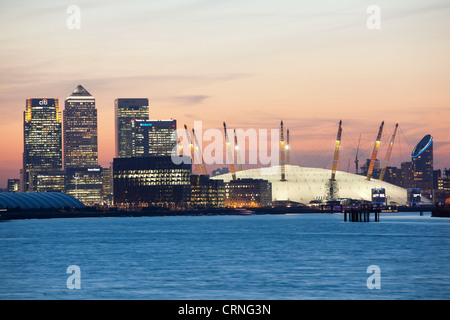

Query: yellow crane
[[367, 121, 384, 181], [286, 128, 290, 166], [234, 129, 243, 172], [223, 122, 237, 180], [192, 128, 207, 175], [184, 124, 199, 174], [331, 120, 343, 181], [379, 123, 399, 181], [280, 121, 286, 181]]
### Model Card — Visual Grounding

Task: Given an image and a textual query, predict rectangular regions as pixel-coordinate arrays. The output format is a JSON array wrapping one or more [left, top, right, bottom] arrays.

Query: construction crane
[[331, 120, 343, 181], [379, 123, 399, 181], [366, 121, 384, 181], [176, 133, 183, 156], [280, 121, 286, 181], [286, 129, 290, 166], [234, 129, 243, 172], [184, 124, 199, 174], [223, 122, 237, 180], [192, 128, 207, 175], [354, 134, 361, 174]]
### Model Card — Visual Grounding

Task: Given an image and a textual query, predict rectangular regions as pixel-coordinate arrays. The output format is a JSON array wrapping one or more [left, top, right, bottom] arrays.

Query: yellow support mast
[[280, 121, 286, 181], [366, 121, 384, 181], [192, 128, 207, 175], [331, 120, 343, 181], [286, 129, 290, 166], [223, 122, 237, 180], [184, 124, 199, 174], [234, 129, 243, 172], [379, 123, 399, 181]]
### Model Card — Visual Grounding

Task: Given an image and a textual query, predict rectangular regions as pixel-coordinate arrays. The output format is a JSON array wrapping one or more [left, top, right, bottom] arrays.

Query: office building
[[102, 164, 113, 204], [7, 179, 20, 193], [113, 156, 191, 210], [33, 171, 66, 193], [132, 119, 177, 157], [63, 85, 98, 169], [115, 98, 149, 158], [190, 175, 224, 208], [65, 167, 103, 205], [224, 178, 272, 208], [435, 168, 450, 205], [400, 161, 414, 189], [22, 98, 63, 192]]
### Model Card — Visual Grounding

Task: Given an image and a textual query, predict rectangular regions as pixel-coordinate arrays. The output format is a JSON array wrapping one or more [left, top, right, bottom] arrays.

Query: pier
[[344, 206, 380, 222]]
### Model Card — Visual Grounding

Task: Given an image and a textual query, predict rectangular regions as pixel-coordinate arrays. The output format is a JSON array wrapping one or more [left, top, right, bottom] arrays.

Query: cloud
[[171, 95, 209, 105]]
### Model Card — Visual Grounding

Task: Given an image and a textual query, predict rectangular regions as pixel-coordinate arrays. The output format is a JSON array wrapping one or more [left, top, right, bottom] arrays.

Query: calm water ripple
[[0, 212, 449, 299]]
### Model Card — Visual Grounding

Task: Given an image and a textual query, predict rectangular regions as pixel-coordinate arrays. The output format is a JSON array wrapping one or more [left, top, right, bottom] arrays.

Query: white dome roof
[[212, 165, 415, 205]]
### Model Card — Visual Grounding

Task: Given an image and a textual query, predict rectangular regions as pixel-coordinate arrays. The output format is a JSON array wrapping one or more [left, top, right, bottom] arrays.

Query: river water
[[0, 212, 449, 299]]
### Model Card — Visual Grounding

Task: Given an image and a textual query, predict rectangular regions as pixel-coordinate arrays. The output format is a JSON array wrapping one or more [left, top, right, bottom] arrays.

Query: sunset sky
[[1, 0, 449, 188]]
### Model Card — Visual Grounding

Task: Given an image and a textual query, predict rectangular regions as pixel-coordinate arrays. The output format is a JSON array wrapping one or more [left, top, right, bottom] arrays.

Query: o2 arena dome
[[213, 165, 414, 205]]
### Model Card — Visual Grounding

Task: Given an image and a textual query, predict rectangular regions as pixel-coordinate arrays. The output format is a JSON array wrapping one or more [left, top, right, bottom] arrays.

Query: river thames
[[0, 212, 449, 299]]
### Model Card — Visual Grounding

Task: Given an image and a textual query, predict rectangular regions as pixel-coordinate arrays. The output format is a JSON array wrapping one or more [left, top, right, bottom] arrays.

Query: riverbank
[[1, 205, 436, 221]]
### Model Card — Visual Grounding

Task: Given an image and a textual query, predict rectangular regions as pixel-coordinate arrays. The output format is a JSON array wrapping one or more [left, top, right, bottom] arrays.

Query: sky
[[0, 0, 449, 188]]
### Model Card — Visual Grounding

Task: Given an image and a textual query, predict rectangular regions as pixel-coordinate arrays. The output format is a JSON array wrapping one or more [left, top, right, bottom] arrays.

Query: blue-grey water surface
[[0, 212, 449, 299]]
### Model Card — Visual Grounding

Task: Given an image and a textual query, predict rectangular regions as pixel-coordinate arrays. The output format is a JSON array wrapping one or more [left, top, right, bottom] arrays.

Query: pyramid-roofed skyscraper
[[63, 84, 98, 169]]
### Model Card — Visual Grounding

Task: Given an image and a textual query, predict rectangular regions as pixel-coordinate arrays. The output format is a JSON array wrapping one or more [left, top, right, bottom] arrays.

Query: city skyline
[[1, 0, 450, 188]]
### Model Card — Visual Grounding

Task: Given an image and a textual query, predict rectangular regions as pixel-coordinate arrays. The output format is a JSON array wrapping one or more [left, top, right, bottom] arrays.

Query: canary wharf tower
[[22, 98, 63, 192], [63, 85, 98, 168], [115, 98, 149, 158]]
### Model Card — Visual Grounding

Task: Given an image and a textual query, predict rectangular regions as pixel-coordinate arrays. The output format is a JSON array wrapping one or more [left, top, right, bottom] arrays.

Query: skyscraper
[[115, 98, 149, 158], [412, 134, 434, 198], [63, 85, 103, 204], [132, 119, 177, 157], [63, 85, 98, 169], [22, 98, 63, 192]]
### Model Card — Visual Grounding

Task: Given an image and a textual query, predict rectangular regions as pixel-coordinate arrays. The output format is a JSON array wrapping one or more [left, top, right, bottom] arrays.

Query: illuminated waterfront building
[[101, 164, 113, 204], [224, 178, 272, 208], [33, 171, 66, 193], [113, 156, 191, 210], [65, 167, 103, 205], [212, 165, 418, 206], [63, 85, 98, 169], [115, 98, 149, 158], [190, 175, 224, 208], [22, 98, 62, 192], [132, 119, 177, 157], [7, 179, 20, 193]]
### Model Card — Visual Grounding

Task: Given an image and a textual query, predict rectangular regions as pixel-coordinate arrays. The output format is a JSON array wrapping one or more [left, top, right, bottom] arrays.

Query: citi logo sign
[[39, 99, 48, 105]]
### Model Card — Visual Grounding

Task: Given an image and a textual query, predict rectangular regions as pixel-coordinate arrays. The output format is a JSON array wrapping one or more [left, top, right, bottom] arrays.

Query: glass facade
[[132, 119, 177, 157], [224, 178, 272, 208], [63, 85, 98, 169], [22, 98, 62, 192], [115, 98, 149, 158], [33, 171, 66, 193], [7, 179, 20, 192], [113, 156, 191, 210], [65, 167, 103, 205], [190, 175, 224, 208]]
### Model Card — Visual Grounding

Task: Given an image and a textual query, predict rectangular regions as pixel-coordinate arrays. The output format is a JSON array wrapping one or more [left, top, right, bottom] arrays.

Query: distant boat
[[235, 209, 254, 215]]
